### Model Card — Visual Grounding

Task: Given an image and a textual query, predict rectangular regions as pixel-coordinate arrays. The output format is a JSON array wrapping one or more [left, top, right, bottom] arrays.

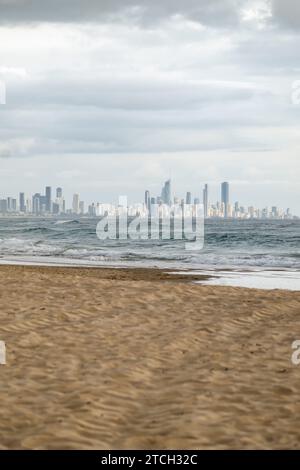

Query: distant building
[[88, 203, 96, 216], [145, 190, 150, 212], [72, 194, 80, 214], [52, 202, 60, 215], [161, 180, 172, 205], [26, 197, 32, 213], [19, 192, 26, 212], [221, 182, 230, 218], [7, 197, 13, 212], [45, 186, 52, 213], [186, 192, 192, 204], [79, 201, 85, 215], [56, 187, 62, 198], [272, 206, 278, 218], [12, 199, 17, 212], [203, 184, 208, 218], [32, 193, 41, 214], [0, 199, 7, 213]]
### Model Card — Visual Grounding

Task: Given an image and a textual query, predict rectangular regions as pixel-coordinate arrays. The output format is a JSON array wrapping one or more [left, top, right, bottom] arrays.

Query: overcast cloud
[[0, 0, 299, 212]]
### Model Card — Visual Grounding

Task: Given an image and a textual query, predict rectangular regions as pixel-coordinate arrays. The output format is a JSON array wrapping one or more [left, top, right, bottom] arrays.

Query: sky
[[0, 0, 299, 213]]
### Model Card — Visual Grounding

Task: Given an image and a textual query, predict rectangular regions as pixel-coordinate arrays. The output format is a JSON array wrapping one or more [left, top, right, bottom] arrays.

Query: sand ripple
[[0, 265, 300, 449]]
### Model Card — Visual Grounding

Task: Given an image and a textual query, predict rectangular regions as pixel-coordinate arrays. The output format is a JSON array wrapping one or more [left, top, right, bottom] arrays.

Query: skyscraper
[[7, 197, 12, 212], [186, 192, 192, 204], [221, 182, 230, 218], [161, 179, 172, 206], [52, 203, 60, 215], [72, 194, 80, 214], [203, 184, 208, 218], [32, 193, 41, 214], [19, 192, 25, 212], [79, 201, 85, 215], [56, 187, 62, 198], [145, 190, 150, 212], [0, 200, 7, 213], [45, 186, 52, 213]]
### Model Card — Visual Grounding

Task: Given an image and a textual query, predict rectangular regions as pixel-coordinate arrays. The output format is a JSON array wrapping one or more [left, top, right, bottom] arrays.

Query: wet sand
[[0, 264, 300, 449]]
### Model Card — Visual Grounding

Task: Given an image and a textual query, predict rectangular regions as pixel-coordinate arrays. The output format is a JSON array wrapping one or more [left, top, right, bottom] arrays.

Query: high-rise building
[[79, 201, 85, 215], [45, 186, 52, 213], [32, 193, 41, 214], [19, 192, 26, 212], [55, 187, 64, 214], [72, 194, 80, 214], [56, 187, 62, 198], [26, 197, 32, 213], [7, 197, 13, 212], [272, 206, 278, 218], [145, 190, 150, 211], [221, 182, 230, 218], [161, 180, 172, 205], [52, 203, 60, 215], [0, 199, 7, 213], [39, 195, 47, 213], [88, 203, 96, 216], [203, 184, 208, 218], [186, 192, 192, 204]]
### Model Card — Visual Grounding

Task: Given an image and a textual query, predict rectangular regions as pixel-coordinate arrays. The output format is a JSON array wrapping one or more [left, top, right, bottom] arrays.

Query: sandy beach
[[0, 264, 300, 449]]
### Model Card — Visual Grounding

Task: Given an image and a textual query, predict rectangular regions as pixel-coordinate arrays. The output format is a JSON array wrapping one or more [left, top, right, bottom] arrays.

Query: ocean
[[0, 217, 299, 289]]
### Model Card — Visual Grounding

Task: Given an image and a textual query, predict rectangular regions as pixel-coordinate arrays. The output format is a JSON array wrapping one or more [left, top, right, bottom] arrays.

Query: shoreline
[[0, 260, 298, 291], [0, 263, 214, 284]]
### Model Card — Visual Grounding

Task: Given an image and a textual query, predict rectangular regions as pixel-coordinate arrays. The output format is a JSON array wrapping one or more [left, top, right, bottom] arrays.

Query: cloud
[[2, 0, 299, 32], [8, 76, 257, 110], [272, 0, 300, 29], [0, 0, 243, 26]]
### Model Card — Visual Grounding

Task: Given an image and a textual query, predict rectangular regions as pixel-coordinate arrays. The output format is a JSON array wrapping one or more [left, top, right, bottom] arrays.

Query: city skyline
[[0, 180, 297, 220]]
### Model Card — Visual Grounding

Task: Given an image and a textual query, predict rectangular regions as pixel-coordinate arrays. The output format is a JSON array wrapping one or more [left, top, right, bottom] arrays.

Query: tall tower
[[203, 184, 208, 218], [45, 186, 52, 213], [56, 187, 62, 198], [161, 179, 172, 206], [186, 192, 192, 205], [32, 193, 41, 214], [145, 190, 150, 212], [166, 180, 172, 205], [72, 194, 80, 214], [19, 192, 25, 213], [221, 182, 230, 218]]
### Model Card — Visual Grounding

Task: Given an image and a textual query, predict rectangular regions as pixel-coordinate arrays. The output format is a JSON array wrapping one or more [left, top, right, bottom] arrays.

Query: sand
[[0, 264, 300, 449]]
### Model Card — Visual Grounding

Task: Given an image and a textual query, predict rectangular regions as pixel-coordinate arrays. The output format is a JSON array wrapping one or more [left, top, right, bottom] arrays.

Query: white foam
[[195, 269, 300, 291]]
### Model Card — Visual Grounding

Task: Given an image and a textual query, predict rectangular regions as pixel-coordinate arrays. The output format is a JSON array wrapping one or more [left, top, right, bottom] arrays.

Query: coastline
[[0, 264, 300, 449], [0, 257, 299, 290]]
